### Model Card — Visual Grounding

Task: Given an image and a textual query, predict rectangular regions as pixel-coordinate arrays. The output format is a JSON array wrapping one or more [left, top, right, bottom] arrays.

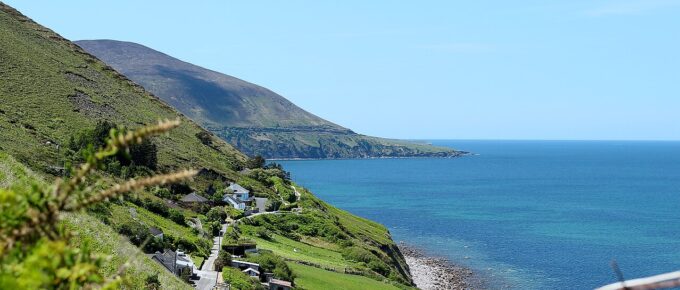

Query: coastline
[[399, 242, 481, 290]]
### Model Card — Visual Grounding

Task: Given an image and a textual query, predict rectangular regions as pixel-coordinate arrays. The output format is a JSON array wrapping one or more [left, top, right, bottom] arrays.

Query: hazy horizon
[[6, 1, 679, 140]]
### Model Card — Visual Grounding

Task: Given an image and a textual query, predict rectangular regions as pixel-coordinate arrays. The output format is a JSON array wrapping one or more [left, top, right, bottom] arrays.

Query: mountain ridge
[[75, 39, 462, 159]]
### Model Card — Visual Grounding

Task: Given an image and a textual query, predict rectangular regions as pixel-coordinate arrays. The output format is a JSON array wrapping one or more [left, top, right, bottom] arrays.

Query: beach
[[400, 243, 479, 290]]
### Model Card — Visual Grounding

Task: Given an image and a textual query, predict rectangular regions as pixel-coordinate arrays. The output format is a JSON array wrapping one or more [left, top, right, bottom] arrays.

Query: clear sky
[[6, 1, 680, 140]]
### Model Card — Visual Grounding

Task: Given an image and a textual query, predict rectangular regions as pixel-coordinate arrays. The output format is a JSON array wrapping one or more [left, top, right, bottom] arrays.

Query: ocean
[[277, 140, 680, 289]]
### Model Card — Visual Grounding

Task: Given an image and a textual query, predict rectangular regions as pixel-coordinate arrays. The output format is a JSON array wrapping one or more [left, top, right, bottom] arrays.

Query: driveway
[[195, 223, 228, 290]]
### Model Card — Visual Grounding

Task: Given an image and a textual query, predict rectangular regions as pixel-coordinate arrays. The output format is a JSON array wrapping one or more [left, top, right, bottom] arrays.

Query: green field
[[289, 263, 404, 290], [245, 232, 349, 270]]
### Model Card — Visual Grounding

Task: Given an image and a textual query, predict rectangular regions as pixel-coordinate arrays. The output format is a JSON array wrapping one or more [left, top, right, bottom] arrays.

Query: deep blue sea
[[277, 140, 680, 289]]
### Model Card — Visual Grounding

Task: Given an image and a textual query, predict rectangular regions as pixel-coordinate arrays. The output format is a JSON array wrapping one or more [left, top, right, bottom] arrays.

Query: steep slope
[[0, 3, 414, 288], [75, 39, 462, 159]]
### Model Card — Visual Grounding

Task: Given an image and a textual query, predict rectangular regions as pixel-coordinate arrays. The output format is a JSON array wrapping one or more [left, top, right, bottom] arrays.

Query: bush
[[265, 199, 281, 211], [209, 221, 221, 237], [196, 131, 213, 146], [117, 221, 151, 247], [225, 207, 244, 220], [143, 198, 170, 216], [222, 267, 258, 290], [341, 246, 374, 264], [255, 228, 271, 240], [368, 260, 390, 277], [246, 252, 294, 282], [246, 155, 265, 169], [168, 208, 185, 225], [279, 203, 297, 212], [145, 274, 161, 290], [214, 250, 232, 271], [206, 207, 227, 223]]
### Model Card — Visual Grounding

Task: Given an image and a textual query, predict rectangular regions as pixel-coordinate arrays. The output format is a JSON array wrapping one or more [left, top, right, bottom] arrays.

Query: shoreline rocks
[[399, 242, 482, 290]]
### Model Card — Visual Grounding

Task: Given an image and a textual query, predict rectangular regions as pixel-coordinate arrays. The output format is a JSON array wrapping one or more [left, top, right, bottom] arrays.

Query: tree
[[195, 131, 213, 146], [246, 155, 266, 169], [214, 250, 232, 271]]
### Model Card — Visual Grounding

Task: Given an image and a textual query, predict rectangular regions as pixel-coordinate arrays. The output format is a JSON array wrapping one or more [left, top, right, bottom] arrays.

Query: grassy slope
[[0, 3, 415, 288], [0, 152, 192, 290], [290, 263, 402, 290], [241, 185, 413, 287], [245, 233, 349, 270], [74, 39, 461, 159], [0, 3, 245, 177]]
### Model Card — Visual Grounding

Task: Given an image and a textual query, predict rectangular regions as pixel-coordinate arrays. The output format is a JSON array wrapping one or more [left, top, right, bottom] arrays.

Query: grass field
[[245, 232, 349, 270], [289, 263, 404, 290]]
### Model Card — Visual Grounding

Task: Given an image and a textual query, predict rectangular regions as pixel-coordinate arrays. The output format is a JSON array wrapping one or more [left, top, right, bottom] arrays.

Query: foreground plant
[[0, 119, 197, 289]]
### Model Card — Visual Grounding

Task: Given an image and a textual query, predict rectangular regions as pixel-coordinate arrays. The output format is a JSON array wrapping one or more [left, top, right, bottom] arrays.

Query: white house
[[242, 267, 260, 277], [223, 183, 252, 210]]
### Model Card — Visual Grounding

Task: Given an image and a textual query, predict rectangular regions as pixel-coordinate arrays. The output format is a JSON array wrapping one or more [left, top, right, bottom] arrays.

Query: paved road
[[195, 223, 228, 290]]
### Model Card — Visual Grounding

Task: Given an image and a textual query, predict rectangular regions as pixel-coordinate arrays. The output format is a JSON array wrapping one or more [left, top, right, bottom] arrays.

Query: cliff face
[[75, 40, 461, 159]]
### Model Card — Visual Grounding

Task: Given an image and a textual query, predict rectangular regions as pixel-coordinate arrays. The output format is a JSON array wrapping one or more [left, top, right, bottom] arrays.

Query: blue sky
[[6, 1, 680, 140]]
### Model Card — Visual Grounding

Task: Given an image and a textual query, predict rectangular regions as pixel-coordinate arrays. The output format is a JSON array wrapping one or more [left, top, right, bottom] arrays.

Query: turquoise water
[[277, 140, 680, 289]]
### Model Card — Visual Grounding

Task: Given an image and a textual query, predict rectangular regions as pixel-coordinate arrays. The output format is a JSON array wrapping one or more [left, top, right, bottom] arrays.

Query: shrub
[[255, 228, 271, 240], [168, 208, 186, 225], [214, 250, 232, 271], [246, 155, 265, 169], [195, 131, 213, 146], [342, 246, 374, 263], [265, 199, 281, 211], [143, 198, 170, 216], [222, 267, 257, 290], [246, 252, 294, 282], [145, 274, 161, 290], [209, 221, 221, 237], [207, 207, 227, 223], [117, 221, 151, 247]]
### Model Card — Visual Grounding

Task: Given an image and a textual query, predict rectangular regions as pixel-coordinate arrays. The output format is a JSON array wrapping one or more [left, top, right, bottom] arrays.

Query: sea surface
[[277, 140, 680, 289]]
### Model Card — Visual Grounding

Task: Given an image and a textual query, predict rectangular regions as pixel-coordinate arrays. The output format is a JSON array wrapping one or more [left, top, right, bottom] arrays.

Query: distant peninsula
[[75, 40, 463, 159]]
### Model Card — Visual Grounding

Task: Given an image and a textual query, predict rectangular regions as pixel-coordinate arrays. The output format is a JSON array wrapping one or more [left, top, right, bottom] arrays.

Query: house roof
[[151, 250, 177, 272], [180, 192, 208, 203], [149, 227, 163, 236], [232, 260, 260, 267], [270, 278, 292, 287], [242, 267, 260, 275], [223, 195, 244, 206], [228, 183, 250, 194]]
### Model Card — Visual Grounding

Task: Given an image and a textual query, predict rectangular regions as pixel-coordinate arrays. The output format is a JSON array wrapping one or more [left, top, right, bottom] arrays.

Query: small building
[[149, 227, 164, 240], [223, 183, 253, 210], [222, 243, 257, 257], [180, 192, 208, 204], [231, 260, 260, 272], [269, 278, 293, 290], [149, 249, 195, 276], [242, 267, 260, 277]]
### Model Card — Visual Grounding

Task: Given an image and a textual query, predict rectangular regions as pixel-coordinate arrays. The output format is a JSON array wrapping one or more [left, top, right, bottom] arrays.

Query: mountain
[[0, 3, 413, 289], [75, 39, 463, 159]]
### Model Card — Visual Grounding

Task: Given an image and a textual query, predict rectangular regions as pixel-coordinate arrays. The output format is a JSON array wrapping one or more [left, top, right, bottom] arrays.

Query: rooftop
[[180, 192, 208, 203], [228, 182, 250, 195], [270, 278, 292, 287]]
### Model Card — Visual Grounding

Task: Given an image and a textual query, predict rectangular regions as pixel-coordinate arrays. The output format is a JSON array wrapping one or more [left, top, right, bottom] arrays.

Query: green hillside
[[0, 3, 414, 289], [75, 39, 463, 159]]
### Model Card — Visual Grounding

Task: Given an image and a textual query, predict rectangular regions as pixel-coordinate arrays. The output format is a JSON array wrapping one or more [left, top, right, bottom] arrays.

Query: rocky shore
[[400, 243, 481, 290]]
